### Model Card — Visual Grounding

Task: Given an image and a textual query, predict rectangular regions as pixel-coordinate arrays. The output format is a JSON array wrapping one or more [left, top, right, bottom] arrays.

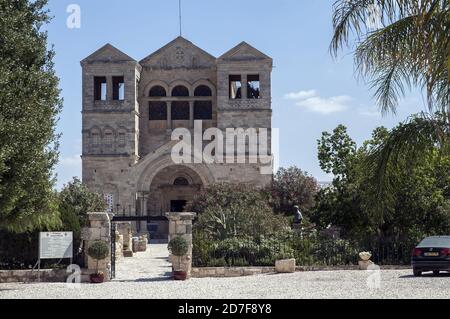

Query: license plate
[[424, 252, 439, 257]]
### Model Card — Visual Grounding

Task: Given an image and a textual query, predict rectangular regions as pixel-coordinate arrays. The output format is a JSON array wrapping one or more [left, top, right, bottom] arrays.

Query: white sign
[[39, 232, 73, 259]]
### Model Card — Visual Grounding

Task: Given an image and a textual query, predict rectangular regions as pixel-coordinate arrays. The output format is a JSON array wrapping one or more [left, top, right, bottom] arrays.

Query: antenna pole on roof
[[179, 0, 182, 37]]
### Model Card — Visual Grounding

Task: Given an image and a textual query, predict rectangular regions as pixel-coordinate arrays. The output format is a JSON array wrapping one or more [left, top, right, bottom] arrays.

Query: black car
[[412, 236, 450, 276]]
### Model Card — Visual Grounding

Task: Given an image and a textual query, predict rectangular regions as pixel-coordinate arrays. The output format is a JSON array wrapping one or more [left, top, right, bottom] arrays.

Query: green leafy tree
[[330, 1, 450, 215], [314, 126, 368, 239], [58, 177, 106, 252], [313, 124, 450, 246], [187, 183, 288, 240], [270, 166, 319, 215], [0, 0, 62, 232]]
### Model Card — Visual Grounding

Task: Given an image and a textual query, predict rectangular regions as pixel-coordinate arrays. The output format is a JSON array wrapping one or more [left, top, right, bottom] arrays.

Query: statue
[[293, 205, 303, 225]]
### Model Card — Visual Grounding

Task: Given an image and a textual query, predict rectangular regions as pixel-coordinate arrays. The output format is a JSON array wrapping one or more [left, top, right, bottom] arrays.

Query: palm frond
[[365, 114, 448, 221], [331, 0, 450, 115]]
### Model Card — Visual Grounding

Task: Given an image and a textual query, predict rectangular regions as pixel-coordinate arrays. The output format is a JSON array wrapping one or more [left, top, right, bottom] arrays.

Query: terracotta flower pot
[[90, 272, 105, 284], [173, 271, 187, 281]]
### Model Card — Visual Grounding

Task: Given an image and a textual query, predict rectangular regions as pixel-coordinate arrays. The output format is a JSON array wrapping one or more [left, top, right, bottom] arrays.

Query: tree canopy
[[0, 0, 62, 232]]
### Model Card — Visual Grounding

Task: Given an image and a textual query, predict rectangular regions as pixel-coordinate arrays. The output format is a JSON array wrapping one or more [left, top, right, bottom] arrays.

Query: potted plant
[[168, 236, 189, 281], [87, 240, 110, 283]]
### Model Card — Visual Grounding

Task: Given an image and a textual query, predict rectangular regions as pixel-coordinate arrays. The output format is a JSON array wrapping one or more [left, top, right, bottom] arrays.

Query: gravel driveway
[[0, 244, 449, 299]]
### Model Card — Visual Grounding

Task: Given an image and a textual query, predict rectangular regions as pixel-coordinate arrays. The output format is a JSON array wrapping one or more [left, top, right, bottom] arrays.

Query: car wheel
[[413, 269, 422, 277], [433, 270, 440, 276]]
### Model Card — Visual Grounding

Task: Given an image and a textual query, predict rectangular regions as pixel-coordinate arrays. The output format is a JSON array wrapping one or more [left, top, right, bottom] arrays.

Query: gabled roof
[[140, 36, 216, 65], [81, 43, 137, 65], [218, 41, 272, 62]]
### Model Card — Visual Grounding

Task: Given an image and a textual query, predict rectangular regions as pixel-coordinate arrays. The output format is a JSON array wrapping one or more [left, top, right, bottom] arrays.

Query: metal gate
[[110, 222, 116, 279]]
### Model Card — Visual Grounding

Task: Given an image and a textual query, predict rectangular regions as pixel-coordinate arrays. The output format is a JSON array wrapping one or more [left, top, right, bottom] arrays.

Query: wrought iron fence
[[193, 233, 416, 267]]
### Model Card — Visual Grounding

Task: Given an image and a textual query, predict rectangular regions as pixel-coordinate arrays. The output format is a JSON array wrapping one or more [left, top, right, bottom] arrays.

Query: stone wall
[[0, 269, 68, 283], [191, 267, 275, 278], [81, 212, 112, 280]]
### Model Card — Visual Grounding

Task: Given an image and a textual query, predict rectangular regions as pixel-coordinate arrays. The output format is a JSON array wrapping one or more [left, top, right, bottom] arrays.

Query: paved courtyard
[[0, 244, 449, 299]]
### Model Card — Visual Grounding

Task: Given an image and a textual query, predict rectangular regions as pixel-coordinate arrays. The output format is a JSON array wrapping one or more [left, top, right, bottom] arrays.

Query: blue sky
[[46, 0, 425, 189]]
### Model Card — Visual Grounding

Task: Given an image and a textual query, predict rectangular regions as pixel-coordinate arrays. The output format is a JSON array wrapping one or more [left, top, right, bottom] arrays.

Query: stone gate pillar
[[81, 212, 113, 280], [166, 212, 196, 279]]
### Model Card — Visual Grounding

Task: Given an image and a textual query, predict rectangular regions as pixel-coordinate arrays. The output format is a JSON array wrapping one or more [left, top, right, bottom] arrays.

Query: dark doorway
[[170, 200, 187, 212]]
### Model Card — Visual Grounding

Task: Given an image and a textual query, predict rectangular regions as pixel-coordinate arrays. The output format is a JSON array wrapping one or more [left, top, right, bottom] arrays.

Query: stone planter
[[90, 272, 105, 284], [173, 271, 187, 281], [275, 259, 296, 273], [358, 252, 374, 270], [358, 260, 374, 270]]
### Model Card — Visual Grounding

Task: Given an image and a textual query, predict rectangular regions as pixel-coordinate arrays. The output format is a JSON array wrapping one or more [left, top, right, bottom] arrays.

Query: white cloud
[[284, 90, 352, 115], [284, 90, 317, 100]]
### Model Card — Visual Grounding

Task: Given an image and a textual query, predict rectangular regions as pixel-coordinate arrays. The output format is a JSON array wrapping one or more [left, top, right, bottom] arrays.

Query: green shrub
[[208, 258, 228, 267], [192, 231, 214, 267], [87, 240, 109, 274], [188, 183, 289, 240], [87, 241, 109, 261], [168, 236, 188, 257], [193, 235, 295, 267]]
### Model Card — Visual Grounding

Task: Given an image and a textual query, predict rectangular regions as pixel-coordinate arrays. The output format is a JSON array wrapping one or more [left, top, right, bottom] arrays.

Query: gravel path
[[0, 244, 449, 299]]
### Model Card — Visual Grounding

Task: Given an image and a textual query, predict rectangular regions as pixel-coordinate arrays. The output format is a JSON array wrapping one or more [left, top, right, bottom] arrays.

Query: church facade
[[81, 37, 273, 238]]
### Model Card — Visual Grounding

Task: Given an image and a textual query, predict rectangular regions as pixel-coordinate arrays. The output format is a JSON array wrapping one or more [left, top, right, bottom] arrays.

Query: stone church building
[[81, 37, 273, 238]]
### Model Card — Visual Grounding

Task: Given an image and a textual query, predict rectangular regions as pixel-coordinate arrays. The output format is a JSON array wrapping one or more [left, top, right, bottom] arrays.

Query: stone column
[[189, 101, 194, 129], [107, 76, 113, 101], [241, 74, 248, 100], [140, 192, 149, 236], [167, 101, 172, 130], [81, 212, 112, 281], [166, 212, 196, 279]]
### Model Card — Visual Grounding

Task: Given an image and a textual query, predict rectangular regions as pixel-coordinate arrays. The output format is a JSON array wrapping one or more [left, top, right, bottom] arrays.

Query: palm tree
[[331, 0, 449, 116], [330, 0, 449, 219]]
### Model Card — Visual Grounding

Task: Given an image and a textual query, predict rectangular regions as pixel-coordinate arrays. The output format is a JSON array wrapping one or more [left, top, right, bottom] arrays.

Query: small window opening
[[91, 132, 101, 146], [94, 76, 107, 101], [194, 101, 212, 120], [113, 76, 125, 100], [247, 74, 260, 99], [171, 86, 189, 97], [173, 177, 189, 186], [229, 75, 242, 99], [104, 131, 113, 148], [149, 86, 167, 97], [149, 102, 167, 120], [104, 194, 114, 213], [194, 85, 212, 97], [171, 101, 189, 120], [118, 132, 126, 147]]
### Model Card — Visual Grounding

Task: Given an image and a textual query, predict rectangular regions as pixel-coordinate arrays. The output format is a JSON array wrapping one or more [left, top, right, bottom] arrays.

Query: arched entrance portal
[[139, 165, 204, 239]]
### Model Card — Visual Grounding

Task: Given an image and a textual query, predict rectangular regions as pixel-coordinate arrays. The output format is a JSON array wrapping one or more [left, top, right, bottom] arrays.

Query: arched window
[[103, 129, 114, 151], [171, 85, 189, 97], [173, 177, 189, 186], [149, 85, 167, 97], [117, 130, 126, 147], [194, 85, 212, 97], [91, 130, 101, 147]]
